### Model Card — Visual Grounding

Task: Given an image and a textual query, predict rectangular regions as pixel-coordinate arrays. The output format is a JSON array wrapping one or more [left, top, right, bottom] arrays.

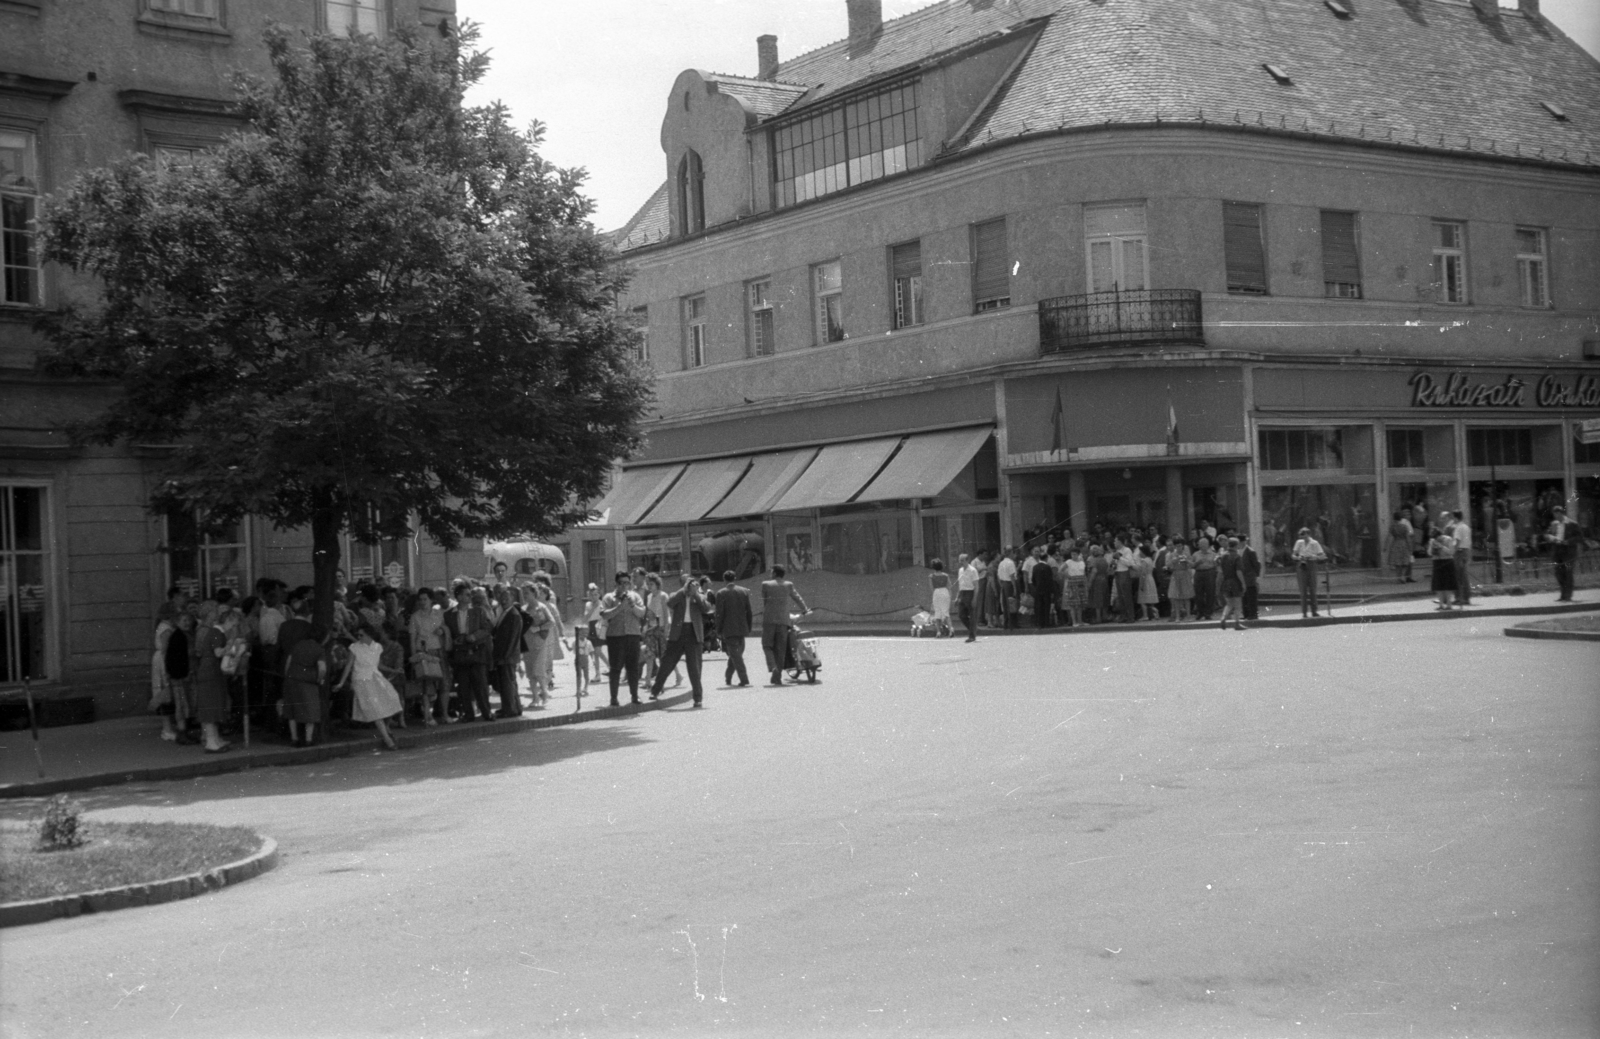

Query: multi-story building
[[2, 0, 455, 713], [583, 0, 1600, 622]]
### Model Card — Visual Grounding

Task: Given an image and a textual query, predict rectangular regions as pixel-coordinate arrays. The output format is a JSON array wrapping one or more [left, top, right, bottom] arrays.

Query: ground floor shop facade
[[556, 359, 1600, 625]]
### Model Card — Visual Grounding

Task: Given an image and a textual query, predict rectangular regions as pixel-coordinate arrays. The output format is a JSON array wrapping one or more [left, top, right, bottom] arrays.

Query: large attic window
[[772, 80, 923, 208], [1263, 64, 1293, 85], [1540, 101, 1569, 122], [1324, 0, 1352, 18], [677, 150, 705, 235]]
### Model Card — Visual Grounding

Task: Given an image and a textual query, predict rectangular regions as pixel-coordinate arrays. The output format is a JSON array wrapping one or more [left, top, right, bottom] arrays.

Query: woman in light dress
[[341, 623, 402, 749], [408, 588, 448, 725], [927, 558, 953, 637], [1167, 540, 1195, 622], [1135, 544, 1160, 620], [1058, 547, 1087, 627]]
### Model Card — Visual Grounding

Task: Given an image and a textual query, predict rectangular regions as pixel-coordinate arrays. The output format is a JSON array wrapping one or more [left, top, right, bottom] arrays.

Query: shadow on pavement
[[0, 723, 657, 816]]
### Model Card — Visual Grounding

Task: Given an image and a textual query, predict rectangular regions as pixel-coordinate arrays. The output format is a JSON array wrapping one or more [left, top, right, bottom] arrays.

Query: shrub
[[37, 794, 87, 851]]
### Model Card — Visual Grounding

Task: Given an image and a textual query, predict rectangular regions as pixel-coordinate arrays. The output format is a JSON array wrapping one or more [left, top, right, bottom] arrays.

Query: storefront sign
[[1579, 418, 1600, 445], [1409, 372, 1600, 409]]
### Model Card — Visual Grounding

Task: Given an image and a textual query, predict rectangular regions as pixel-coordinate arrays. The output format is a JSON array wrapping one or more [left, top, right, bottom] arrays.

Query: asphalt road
[[2, 617, 1597, 1038]]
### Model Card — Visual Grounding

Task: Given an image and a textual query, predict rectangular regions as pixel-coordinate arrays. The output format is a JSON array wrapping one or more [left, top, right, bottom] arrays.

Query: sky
[[459, 0, 1600, 234]]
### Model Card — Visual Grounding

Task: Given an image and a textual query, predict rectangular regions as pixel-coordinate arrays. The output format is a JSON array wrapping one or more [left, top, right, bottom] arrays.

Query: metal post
[[1491, 460, 1503, 585], [23, 676, 45, 779]]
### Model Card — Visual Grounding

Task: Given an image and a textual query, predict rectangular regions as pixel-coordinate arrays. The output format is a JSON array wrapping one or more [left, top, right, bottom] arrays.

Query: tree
[[40, 23, 650, 627]]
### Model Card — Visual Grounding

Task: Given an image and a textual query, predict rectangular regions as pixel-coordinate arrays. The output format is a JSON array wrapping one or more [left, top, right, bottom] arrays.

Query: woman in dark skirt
[[1428, 526, 1458, 609], [190, 604, 234, 753], [282, 624, 329, 747]]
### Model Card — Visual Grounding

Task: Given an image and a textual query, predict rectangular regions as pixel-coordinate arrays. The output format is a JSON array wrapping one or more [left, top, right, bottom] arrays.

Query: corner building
[[2, 0, 455, 714], [587, 0, 1600, 622]]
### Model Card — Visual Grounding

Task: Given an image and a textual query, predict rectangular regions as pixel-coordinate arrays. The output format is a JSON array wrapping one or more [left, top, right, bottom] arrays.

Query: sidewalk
[[0, 679, 691, 800]]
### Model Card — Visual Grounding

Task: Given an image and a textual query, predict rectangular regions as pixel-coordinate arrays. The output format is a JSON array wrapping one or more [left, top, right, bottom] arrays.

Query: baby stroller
[[782, 616, 822, 684]]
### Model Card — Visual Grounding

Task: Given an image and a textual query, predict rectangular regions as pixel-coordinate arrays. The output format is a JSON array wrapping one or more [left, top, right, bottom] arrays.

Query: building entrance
[[1093, 491, 1166, 530]]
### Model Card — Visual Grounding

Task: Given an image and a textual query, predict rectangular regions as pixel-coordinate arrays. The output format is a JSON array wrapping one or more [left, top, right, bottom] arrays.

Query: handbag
[[1019, 592, 1035, 612]]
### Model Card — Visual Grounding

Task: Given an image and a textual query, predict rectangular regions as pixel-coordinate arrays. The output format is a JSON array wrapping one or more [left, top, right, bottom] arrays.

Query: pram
[[780, 616, 822, 684]]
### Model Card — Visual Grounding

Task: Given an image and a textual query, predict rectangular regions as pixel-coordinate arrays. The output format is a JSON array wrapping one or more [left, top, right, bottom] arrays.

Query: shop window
[[813, 260, 843, 343], [683, 294, 707, 368], [774, 515, 817, 573], [1259, 428, 1345, 471], [890, 241, 923, 329], [677, 150, 705, 235], [820, 514, 912, 575], [747, 279, 775, 356], [1576, 476, 1600, 539], [165, 509, 249, 600], [971, 218, 1009, 312], [1223, 202, 1268, 295], [1, 485, 49, 684], [772, 80, 922, 208], [324, 0, 386, 35], [1470, 478, 1566, 557], [921, 512, 1001, 569], [1466, 428, 1532, 468], [1320, 210, 1361, 299], [689, 526, 765, 580], [1386, 428, 1425, 469], [1431, 220, 1467, 304], [1515, 227, 1549, 308], [626, 533, 682, 577], [1084, 201, 1147, 293], [1260, 483, 1378, 569], [1, 128, 40, 307], [1575, 433, 1600, 466]]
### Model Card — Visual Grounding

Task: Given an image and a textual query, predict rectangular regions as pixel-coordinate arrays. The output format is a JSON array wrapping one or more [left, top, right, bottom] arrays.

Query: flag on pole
[[1165, 396, 1180, 455], [1051, 385, 1067, 454]]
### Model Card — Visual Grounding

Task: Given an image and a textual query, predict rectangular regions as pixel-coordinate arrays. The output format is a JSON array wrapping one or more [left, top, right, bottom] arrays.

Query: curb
[[0, 692, 694, 800], [0, 836, 278, 928], [1503, 625, 1600, 643]]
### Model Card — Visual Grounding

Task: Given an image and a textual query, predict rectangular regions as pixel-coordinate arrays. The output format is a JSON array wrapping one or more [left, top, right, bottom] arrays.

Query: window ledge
[[136, 12, 232, 43]]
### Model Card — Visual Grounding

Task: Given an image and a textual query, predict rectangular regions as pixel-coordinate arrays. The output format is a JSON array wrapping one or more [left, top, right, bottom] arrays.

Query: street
[[2, 618, 1597, 1038]]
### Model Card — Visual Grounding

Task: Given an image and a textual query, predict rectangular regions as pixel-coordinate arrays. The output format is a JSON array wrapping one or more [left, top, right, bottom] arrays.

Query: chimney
[[757, 34, 778, 81], [1519, 0, 1540, 16], [847, 0, 882, 46]]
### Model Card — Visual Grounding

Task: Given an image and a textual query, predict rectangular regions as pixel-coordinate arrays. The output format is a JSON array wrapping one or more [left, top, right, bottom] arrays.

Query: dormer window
[[677, 150, 705, 236], [772, 80, 922, 208]]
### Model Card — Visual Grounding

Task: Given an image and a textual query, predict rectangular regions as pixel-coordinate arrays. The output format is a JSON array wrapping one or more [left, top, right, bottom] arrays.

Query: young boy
[[570, 625, 590, 703]]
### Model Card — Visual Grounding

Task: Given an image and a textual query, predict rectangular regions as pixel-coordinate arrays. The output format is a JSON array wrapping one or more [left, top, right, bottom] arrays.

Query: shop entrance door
[[1095, 492, 1165, 530]]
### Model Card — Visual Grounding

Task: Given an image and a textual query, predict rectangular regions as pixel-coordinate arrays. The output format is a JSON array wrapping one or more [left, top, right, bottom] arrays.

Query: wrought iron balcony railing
[[1038, 289, 1204, 353]]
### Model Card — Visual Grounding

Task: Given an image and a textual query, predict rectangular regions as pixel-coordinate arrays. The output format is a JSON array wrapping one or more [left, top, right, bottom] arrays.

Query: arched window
[[676, 150, 705, 236]]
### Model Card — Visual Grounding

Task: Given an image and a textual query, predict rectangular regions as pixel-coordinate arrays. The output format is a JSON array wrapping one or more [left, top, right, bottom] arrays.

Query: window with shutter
[[891, 241, 923, 328], [1320, 211, 1361, 298], [1223, 202, 1267, 294], [972, 218, 1009, 311]]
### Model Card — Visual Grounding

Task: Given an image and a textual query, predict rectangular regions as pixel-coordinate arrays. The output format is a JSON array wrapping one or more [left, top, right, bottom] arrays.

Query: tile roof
[[607, 180, 670, 252], [702, 73, 810, 117]]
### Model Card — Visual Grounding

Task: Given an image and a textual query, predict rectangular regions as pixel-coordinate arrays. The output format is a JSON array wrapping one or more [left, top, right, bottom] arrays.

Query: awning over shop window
[[705, 448, 819, 520], [637, 456, 751, 525], [852, 426, 993, 504], [770, 436, 901, 513], [586, 464, 685, 526]]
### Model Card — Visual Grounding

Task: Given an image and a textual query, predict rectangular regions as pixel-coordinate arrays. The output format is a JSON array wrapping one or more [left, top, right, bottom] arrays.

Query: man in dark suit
[[1547, 506, 1582, 601], [444, 583, 494, 721], [1240, 536, 1262, 620], [649, 571, 709, 707], [714, 570, 754, 687], [489, 585, 525, 718]]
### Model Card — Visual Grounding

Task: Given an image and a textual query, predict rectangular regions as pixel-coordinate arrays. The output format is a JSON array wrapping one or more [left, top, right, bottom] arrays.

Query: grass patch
[[0, 820, 262, 903], [1516, 614, 1600, 634]]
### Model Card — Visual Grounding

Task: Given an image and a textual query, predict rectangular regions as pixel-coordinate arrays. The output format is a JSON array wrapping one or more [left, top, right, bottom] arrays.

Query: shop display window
[[1, 485, 49, 684], [920, 512, 1001, 569], [821, 514, 913, 575], [688, 526, 765, 580], [1469, 478, 1565, 558], [1259, 426, 1373, 472], [1576, 476, 1599, 539], [1260, 483, 1378, 569], [626, 532, 683, 578], [1386, 426, 1455, 472], [1466, 428, 1532, 468]]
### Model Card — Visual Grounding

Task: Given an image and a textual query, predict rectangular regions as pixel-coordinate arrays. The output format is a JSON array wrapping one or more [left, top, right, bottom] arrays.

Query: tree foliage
[[40, 23, 649, 617]]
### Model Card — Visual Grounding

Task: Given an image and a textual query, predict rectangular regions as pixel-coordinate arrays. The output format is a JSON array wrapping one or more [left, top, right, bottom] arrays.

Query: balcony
[[1038, 289, 1204, 353]]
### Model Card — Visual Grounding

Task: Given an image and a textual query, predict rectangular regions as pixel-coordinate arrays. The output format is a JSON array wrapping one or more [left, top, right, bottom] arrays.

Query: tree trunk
[[311, 500, 342, 633]]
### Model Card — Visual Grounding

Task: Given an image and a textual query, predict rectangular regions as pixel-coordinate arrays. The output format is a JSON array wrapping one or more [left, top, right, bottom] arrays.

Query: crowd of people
[[926, 521, 1337, 641], [146, 563, 819, 750]]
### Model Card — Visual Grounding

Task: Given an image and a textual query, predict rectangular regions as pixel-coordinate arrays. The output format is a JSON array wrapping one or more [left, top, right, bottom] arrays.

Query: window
[[1084, 202, 1147, 293], [772, 81, 922, 208], [1386, 428, 1425, 469], [1, 485, 50, 684], [814, 260, 843, 343], [683, 295, 707, 368], [1467, 428, 1532, 468], [677, 150, 705, 236], [154, 146, 200, 170], [1, 129, 40, 307], [1321, 210, 1361, 299], [148, 0, 218, 16], [1575, 432, 1600, 466], [1432, 220, 1467, 304], [1515, 227, 1549, 308], [745, 280, 775, 356], [631, 306, 649, 364], [971, 219, 1010, 312], [890, 241, 923, 329], [325, 0, 385, 36], [1258, 428, 1345, 471], [1223, 201, 1267, 294], [820, 514, 913, 575], [164, 510, 250, 600]]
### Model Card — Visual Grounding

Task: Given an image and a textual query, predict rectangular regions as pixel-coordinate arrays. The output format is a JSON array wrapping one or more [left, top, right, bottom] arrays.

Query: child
[[570, 623, 590, 702], [340, 624, 402, 750]]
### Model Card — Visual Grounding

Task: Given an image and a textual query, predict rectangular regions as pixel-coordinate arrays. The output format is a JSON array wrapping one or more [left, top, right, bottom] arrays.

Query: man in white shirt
[[1450, 510, 1473, 606], [995, 549, 1019, 630], [957, 553, 980, 643], [1291, 527, 1327, 618]]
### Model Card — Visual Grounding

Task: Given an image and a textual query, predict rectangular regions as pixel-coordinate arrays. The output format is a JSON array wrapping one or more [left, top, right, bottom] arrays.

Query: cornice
[[0, 70, 76, 102], [117, 89, 241, 120]]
